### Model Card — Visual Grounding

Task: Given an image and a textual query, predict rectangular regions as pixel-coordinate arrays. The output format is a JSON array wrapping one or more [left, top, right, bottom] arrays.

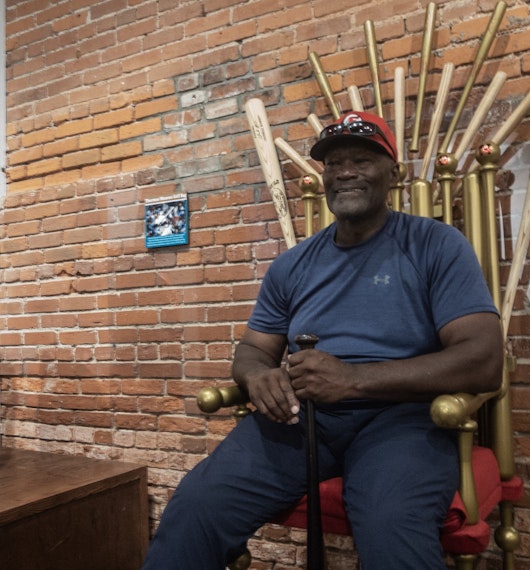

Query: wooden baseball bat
[[274, 137, 324, 185], [308, 113, 324, 136], [449, 69, 506, 213], [439, 0, 506, 153], [420, 62, 454, 181], [501, 177, 530, 340], [394, 66, 405, 164], [460, 90, 530, 180], [392, 66, 406, 212], [438, 71, 506, 210], [308, 52, 341, 120], [245, 98, 297, 249], [347, 85, 364, 112], [364, 20, 383, 118], [491, 90, 530, 146], [410, 2, 437, 153], [453, 71, 507, 162]]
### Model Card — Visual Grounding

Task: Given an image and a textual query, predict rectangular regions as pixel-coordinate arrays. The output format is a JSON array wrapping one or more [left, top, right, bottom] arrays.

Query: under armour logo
[[373, 274, 390, 285]]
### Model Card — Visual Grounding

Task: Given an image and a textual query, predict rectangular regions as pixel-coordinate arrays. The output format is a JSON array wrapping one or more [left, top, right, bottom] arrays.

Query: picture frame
[[145, 194, 189, 248]]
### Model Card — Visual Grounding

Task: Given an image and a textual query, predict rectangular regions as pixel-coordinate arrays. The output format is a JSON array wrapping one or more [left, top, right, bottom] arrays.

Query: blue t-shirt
[[248, 211, 497, 362]]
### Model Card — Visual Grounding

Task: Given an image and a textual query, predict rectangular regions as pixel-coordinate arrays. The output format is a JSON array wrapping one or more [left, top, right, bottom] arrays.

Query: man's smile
[[334, 186, 366, 194]]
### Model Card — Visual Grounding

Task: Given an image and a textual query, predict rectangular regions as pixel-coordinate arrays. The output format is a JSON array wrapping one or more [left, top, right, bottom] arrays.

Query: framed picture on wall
[[145, 194, 189, 248]]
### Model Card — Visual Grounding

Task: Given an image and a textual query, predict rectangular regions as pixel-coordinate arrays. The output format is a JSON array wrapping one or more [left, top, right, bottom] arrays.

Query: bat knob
[[294, 333, 319, 351]]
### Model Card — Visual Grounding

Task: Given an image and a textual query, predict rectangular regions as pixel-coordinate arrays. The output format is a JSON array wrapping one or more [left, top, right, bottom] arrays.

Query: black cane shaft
[[294, 334, 324, 570], [305, 398, 324, 569]]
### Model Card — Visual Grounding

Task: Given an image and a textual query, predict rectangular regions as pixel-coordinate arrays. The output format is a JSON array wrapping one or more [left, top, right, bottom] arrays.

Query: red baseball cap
[[310, 111, 398, 162]]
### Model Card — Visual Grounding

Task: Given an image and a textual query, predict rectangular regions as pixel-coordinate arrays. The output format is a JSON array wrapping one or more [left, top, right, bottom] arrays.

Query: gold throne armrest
[[430, 389, 499, 525], [197, 385, 251, 420], [430, 355, 517, 526]]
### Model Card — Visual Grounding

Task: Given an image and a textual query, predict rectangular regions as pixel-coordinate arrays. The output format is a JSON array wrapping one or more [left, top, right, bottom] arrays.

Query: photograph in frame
[[145, 194, 189, 248]]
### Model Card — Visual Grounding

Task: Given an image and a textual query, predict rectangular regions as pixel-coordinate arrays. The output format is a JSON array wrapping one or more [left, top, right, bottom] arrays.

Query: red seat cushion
[[501, 475, 524, 502], [443, 446, 502, 533], [440, 519, 492, 554], [272, 446, 523, 555], [274, 477, 350, 536]]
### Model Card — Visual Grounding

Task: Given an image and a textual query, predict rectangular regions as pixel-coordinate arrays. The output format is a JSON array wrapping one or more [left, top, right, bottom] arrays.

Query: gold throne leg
[[495, 501, 520, 570], [227, 548, 251, 570], [454, 553, 478, 570]]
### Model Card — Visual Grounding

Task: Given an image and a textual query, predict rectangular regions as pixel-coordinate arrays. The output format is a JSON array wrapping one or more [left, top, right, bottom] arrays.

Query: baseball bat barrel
[[439, 0, 506, 153], [392, 66, 406, 212], [448, 70, 506, 208], [501, 177, 530, 340], [274, 137, 324, 185], [453, 71, 507, 162], [458, 90, 530, 182], [420, 62, 454, 181], [410, 2, 437, 152], [347, 85, 364, 112], [308, 113, 324, 136], [308, 52, 341, 120], [491, 90, 530, 146], [245, 98, 297, 249], [394, 66, 405, 164], [364, 20, 383, 118]]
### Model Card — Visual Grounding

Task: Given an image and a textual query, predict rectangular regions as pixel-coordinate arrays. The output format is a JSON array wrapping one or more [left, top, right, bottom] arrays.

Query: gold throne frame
[[197, 2, 529, 568]]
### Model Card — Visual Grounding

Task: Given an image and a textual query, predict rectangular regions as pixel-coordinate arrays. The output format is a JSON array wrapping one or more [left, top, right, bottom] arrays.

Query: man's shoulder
[[384, 211, 475, 269], [276, 223, 334, 258], [389, 210, 463, 241]]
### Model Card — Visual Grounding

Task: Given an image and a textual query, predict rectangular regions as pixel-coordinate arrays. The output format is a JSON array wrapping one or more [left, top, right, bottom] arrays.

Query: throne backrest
[[247, 0, 530, 482]]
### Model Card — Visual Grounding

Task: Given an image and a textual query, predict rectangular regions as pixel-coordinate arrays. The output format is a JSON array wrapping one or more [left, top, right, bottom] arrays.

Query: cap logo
[[343, 113, 362, 125]]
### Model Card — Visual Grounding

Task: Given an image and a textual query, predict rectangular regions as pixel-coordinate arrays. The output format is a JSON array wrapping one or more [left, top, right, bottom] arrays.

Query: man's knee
[[168, 468, 234, 519]]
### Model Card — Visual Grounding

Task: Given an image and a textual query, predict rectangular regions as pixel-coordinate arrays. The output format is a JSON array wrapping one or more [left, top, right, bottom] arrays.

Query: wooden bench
[[0, 447, 149, 570]]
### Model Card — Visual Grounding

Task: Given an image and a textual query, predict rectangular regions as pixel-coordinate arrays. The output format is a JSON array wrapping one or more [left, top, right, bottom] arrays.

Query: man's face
[[322, 141, 398, 223]]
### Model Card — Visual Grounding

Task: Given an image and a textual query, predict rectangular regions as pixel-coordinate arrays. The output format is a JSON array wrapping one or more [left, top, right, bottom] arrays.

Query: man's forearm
[[287, 313, 504, 404], [232, 340, 282, 392], [350, 312, 504, 401], [348, 344, 502, 402]]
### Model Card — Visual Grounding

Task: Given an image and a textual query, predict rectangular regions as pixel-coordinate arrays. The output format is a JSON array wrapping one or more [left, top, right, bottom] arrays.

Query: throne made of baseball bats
[[198, 2, 527, 568]]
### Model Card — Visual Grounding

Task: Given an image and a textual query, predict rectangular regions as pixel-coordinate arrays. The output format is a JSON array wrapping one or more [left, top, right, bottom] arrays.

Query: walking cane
[[294, 334, 325, 570]]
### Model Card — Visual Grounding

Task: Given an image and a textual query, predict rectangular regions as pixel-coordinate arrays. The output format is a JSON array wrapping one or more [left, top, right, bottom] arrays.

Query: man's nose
[[337, 163, 359, 177]]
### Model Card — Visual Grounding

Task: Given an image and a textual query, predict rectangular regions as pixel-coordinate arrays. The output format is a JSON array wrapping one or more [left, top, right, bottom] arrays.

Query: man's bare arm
[[232, 330, 299, 423], [288, 312, 503, 403]]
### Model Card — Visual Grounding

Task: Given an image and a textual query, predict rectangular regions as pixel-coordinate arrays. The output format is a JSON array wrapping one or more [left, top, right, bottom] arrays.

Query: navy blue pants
[[142, 401, 459, 569]]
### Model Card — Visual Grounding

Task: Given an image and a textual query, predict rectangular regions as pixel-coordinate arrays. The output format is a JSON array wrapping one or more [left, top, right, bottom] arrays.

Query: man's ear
[[390, 161, 401, 185]]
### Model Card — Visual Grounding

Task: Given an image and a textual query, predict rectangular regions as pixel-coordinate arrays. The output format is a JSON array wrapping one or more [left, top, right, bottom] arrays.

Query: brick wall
[[1, 0, 530, 568]]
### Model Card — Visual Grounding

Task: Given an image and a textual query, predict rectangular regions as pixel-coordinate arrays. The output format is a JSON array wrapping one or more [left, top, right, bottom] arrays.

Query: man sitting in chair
[[142, 111, 503, 570]]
